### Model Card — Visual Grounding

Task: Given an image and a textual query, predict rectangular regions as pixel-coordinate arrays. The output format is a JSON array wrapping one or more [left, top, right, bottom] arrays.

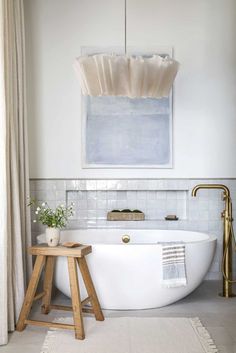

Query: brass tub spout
[[192, 184, 235, 298], [191, 184, 230, 198]]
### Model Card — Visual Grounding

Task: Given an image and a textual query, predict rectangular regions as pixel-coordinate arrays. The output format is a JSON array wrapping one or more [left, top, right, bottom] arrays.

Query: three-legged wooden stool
[[16, 244, 104, 339]]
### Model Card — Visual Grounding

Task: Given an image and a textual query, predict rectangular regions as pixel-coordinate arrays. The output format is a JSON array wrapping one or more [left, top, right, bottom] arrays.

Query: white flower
[[41, 202, 46, 207], [37, 207, 41, 211], [52, 223, 55, 227], [33, 220, 37, 223], [60, 204, 64, 208], [35, 211, 38, 214]]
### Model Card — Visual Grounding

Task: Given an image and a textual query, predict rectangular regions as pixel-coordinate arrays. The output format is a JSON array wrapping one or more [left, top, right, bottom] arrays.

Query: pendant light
[[74, 0, 179, 99]]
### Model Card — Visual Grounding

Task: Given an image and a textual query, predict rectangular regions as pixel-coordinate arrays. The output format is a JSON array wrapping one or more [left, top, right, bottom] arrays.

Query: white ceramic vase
[[46, 227, 60, 247]]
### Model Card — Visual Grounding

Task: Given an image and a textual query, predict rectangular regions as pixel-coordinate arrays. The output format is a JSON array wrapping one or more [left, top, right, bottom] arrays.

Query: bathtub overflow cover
[[122, 235, 130, 243]]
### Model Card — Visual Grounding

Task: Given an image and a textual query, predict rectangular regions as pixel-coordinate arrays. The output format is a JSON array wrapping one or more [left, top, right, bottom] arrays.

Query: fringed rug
[[41, 317, 218, 353]]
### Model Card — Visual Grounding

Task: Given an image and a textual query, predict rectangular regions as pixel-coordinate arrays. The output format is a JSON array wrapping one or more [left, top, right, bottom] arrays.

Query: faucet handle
[[222, 191, 227, 201], [222, 191, 231, 201]]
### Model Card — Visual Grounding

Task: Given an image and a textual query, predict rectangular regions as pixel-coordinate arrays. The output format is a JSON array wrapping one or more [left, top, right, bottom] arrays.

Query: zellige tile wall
[[30, 178, 236, 280]]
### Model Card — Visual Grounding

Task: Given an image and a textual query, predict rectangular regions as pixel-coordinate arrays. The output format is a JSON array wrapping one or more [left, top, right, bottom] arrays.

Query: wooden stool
[[16, 244, 104, 339]]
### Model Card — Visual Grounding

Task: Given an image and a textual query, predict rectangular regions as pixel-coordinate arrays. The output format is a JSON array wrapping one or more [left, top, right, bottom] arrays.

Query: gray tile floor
[[1, 281, 236, 353]]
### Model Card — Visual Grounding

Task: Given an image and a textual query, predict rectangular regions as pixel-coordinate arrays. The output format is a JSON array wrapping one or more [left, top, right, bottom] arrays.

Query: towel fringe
[[190, 317, 218, 353]]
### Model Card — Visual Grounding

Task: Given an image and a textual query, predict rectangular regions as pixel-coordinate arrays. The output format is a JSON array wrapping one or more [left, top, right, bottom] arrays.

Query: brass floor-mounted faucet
[[192, 184, 235, 298]]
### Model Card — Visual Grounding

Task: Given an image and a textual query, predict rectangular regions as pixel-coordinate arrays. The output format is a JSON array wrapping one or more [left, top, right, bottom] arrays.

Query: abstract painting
[[82, 95, 172, 168]]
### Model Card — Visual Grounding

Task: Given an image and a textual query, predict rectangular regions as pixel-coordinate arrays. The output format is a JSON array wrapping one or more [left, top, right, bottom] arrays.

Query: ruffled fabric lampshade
[[74, 54, 179, 99]]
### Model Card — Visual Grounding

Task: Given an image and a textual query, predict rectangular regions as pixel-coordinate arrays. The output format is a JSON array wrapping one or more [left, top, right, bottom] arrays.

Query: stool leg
[[41, 256, 55, 314], [67, 257, 85, 340], [77, 257, 104, 321], [16, 255, 45, 331]]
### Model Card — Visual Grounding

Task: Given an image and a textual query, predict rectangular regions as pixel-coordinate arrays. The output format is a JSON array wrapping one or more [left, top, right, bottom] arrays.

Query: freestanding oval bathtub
[[37, 229, 216, 310]]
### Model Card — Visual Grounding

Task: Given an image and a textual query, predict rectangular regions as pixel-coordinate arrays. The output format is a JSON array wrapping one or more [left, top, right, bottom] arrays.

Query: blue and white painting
[[83, 95, 172, 168]]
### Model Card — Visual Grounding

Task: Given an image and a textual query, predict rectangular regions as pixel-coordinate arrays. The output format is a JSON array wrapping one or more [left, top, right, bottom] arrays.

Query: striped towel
[[161, 242, 187, 288]]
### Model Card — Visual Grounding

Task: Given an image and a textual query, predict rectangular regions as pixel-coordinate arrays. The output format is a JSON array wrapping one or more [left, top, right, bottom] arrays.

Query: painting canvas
[[81, 47, 173, 169], [83, 95, 172, 168]]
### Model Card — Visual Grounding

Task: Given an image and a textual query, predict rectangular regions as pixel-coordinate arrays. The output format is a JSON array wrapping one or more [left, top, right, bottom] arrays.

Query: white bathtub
[[37, 229, 216, 310]]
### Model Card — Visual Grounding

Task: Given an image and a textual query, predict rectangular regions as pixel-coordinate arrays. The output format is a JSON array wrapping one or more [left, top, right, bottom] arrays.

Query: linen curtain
[[0, 0, 31, 345]]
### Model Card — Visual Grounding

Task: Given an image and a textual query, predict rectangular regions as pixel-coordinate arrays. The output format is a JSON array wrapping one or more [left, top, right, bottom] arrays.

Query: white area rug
[[41, 317, 218, 353]]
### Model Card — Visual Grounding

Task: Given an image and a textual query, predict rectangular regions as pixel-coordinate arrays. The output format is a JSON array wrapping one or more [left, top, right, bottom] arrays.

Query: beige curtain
[[0, 0, 31, 345]]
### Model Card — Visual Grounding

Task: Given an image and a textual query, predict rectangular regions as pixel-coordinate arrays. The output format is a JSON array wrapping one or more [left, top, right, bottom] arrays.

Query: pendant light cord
[[124, 0, 127, 54]]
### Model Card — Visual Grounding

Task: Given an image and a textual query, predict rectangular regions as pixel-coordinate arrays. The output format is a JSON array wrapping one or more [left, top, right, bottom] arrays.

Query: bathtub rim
[[37, 229, 217, 246]]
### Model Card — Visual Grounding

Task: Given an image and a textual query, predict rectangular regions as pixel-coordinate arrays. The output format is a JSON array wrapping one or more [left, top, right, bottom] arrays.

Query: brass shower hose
[[221, 198, 236, 283]]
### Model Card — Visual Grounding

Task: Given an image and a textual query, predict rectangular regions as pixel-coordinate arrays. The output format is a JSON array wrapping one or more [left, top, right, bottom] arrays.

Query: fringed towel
[[161, 242, 187, 288]]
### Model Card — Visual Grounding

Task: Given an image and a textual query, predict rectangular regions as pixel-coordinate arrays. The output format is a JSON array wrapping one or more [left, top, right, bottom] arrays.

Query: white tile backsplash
[[65, 189, 188, 221], [30, 178, 236, 279]]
